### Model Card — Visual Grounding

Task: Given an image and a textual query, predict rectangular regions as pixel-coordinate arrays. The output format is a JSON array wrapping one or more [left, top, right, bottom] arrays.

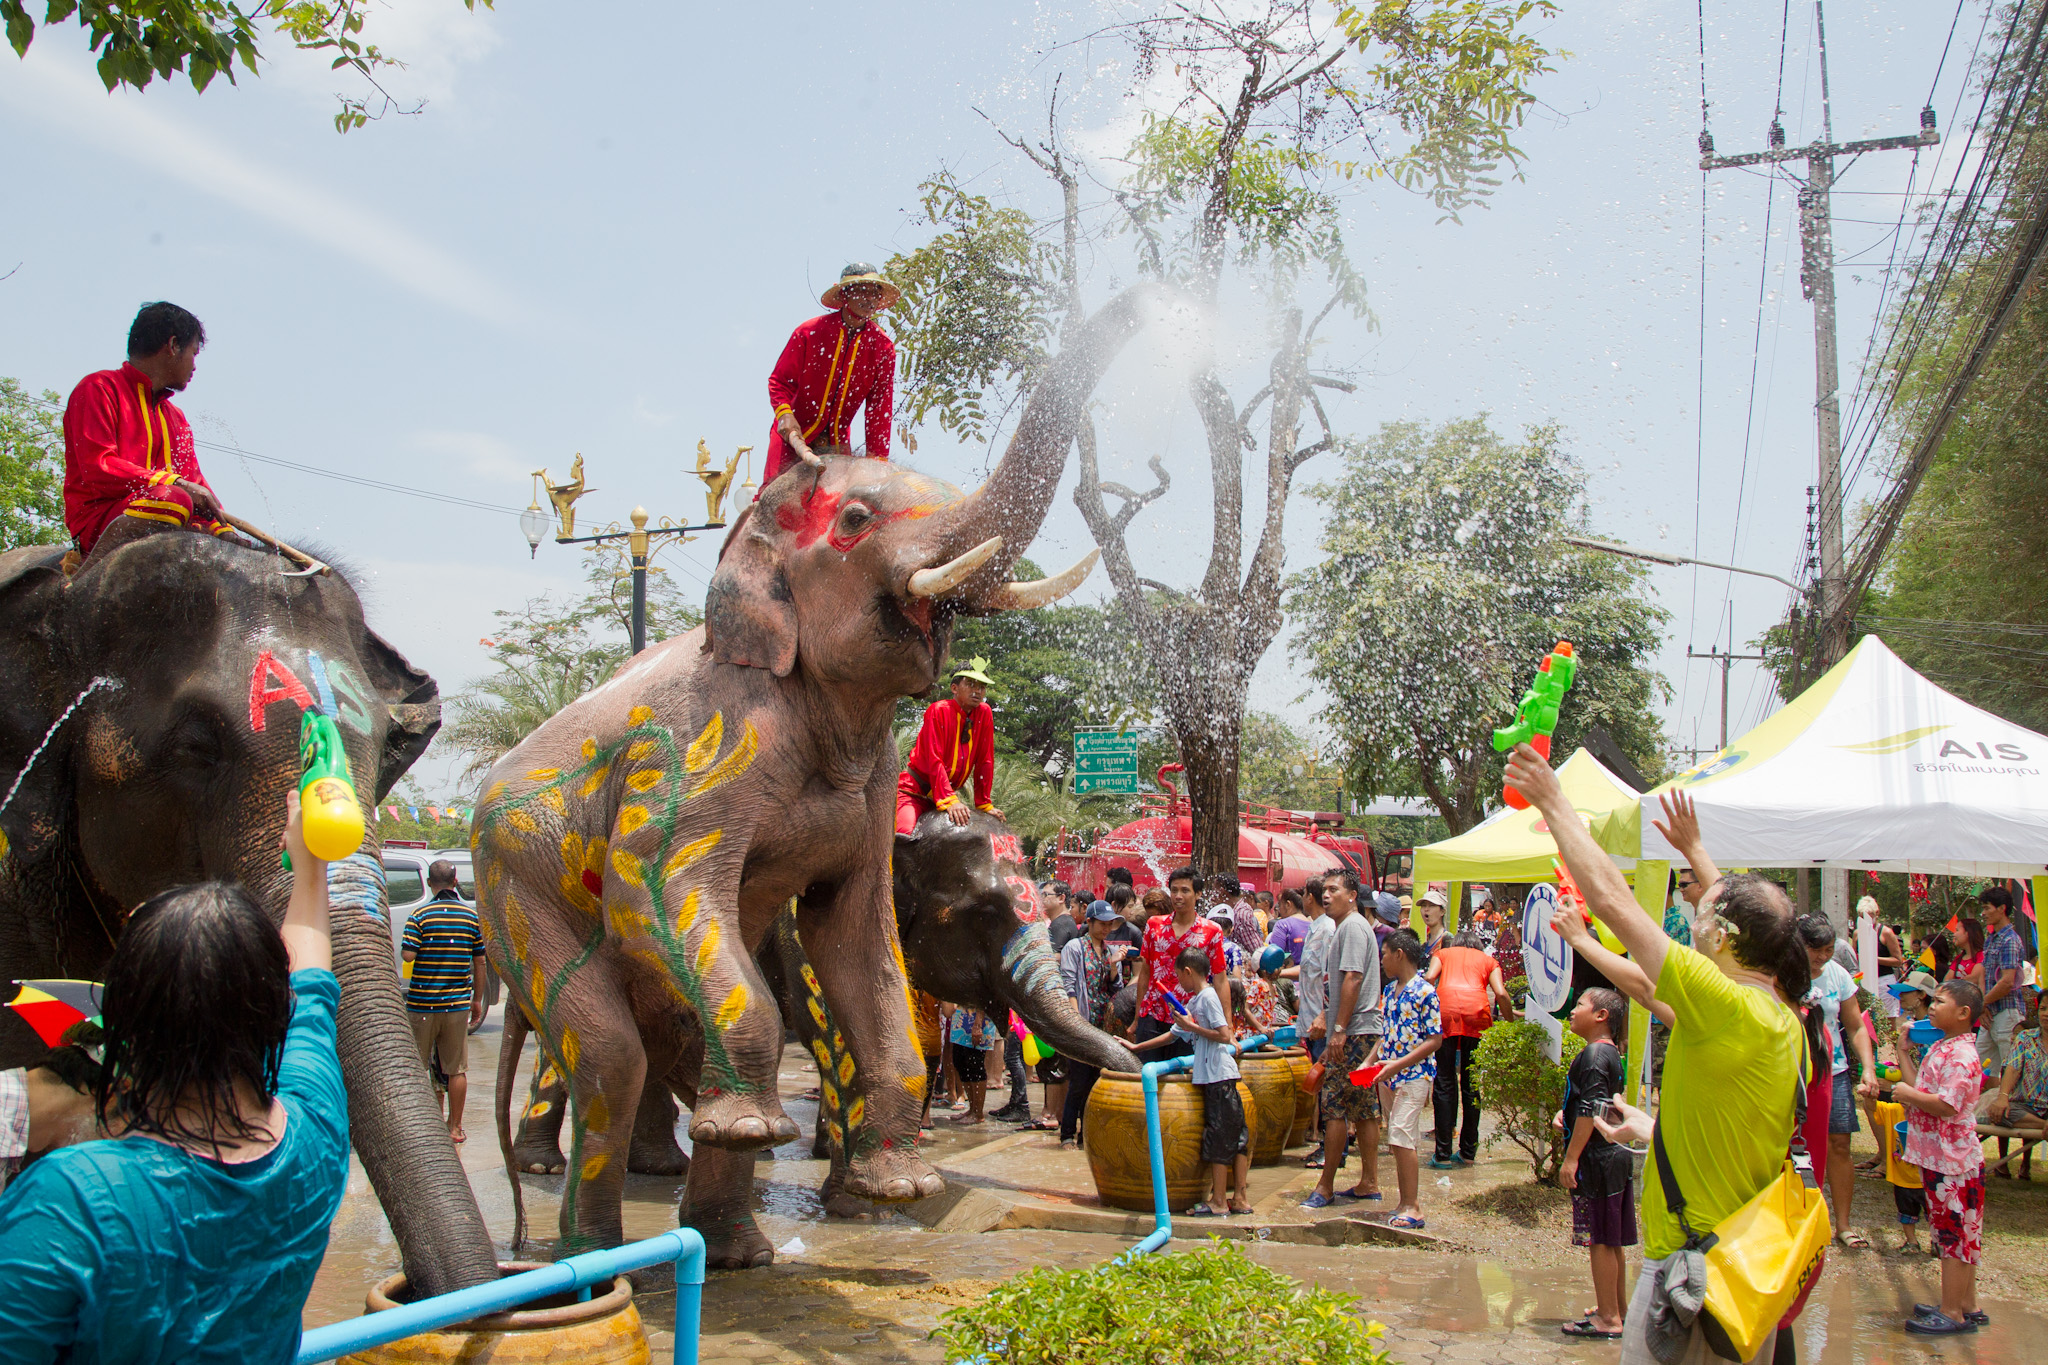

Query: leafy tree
[[889, 0, 1562, 878], [0, 377, 66, 550], [1290, 416, 1669, 833], [441, 552, 702, 787], [1472, 1019, 1582, 1184], [2, 0, 491, 132]]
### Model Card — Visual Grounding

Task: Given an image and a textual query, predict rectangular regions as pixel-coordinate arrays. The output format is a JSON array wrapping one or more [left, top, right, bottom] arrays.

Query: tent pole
[[1626, 861, 1670, 1105]]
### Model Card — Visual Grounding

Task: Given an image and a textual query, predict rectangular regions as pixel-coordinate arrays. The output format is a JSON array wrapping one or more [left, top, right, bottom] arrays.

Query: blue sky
[[0, 1, 1988, 797]]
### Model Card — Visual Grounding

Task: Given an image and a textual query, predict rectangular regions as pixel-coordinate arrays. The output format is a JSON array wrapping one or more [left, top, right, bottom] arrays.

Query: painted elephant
[[0, 530, 501, 1297], [501, 810, 1142, 1216], [470, 285, 1159, 1267]]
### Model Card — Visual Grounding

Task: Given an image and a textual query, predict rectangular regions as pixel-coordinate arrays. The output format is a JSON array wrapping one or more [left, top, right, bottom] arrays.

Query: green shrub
[[1471, 1020, 1583, 1185], [1504, 974, 1530, 1010], [933, 1240, 1394, 1365]]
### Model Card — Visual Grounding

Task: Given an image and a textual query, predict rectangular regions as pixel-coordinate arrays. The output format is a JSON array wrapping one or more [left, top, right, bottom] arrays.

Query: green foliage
[[441, 552, 702, 787], [1471, 1018, 1581, 1184], [0, 378, 66, 550], [1290, 416, 1670, 832], [885, 173, 1062, 446], [1, 0, 491, 131], [1334, 0, 1564, 221], [932, 1239, 1394, 1365]]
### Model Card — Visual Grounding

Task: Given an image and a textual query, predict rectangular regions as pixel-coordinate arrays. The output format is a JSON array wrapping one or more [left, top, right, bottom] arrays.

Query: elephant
[[499, 810, 1142, 1222], [469, 285, 1159, 1268], [0, 529, 502, 1297]]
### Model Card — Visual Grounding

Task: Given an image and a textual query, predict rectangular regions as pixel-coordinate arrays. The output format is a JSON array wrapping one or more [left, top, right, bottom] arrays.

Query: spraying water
[[0, 676, 124, 859]]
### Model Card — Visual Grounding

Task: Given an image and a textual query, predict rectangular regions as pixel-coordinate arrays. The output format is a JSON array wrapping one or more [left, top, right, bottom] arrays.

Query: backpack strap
[[1651, 1122, 1715, 1252]]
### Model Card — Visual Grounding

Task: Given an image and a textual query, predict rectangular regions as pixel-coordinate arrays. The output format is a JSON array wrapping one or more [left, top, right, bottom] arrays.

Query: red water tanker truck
[[1047, 764, 1376, 898]]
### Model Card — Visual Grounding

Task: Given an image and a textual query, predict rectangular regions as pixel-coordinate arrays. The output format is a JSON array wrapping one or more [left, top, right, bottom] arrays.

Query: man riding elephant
[[62, 302, 238, 560], [762, 263, 899, 486], [472, 285, 1161, 1268], [896, 656, 1000, 833]]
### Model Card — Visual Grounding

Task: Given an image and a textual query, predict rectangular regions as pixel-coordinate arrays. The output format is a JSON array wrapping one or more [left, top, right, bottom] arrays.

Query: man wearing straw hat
[[896, 657, 1002, 835], [762, 262, 901, 487]]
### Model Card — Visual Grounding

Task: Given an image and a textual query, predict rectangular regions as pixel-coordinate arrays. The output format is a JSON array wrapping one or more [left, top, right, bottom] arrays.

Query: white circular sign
[[1520, 882, 1575, 1015]]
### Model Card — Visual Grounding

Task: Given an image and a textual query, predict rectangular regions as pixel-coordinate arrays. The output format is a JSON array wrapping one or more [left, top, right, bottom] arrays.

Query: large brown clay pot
[[1083, 1070, 1258, 1212], [1237, 1048, 1297, 1166], [341, 1262, 649, 1364], [1283, 1048, 1315, 1150]]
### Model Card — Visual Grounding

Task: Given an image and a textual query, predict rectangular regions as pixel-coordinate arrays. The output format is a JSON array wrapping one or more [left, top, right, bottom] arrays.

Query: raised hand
[[1653, 788, 1703, 854]]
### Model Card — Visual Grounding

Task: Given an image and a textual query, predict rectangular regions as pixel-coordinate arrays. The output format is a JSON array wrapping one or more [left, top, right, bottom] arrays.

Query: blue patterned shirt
[[1663, 900, 1694, 947], [1985, 925, 2026, 1016], [1380, 975, 1442, 1086]]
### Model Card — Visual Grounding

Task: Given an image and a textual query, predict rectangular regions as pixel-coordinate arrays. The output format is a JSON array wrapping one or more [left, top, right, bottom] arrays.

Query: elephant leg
[[627, 1084, 690, 1176], [640, 882, 794, 1150], [681, 1142, 774, 1269], [512, 1053, 570, 1176], [794, 864, 943, 1205], [543, 987, 644, 1255]]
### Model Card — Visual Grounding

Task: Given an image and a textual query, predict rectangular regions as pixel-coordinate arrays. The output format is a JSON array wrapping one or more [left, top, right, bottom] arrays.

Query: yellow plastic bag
[[1696, 1159, 1832, 1361], [1876, 1099, 1922, 1189]]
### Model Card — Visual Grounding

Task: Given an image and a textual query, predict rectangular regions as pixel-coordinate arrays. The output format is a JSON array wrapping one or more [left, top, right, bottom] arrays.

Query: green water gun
[[1493, 641, 1577, 810], [282, 710, 364, 869]]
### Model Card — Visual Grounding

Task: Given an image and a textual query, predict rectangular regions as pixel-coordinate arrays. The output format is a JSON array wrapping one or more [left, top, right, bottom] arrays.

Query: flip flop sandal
[[1026, 1116, 1060, 1131], [1302, 1147, 1327, 1167], [1904, 1312, 1977, 1336], [1337, 1188, 1383, 1202], [1299, 1191, 1336, 1210], [1228, 1203, 1255, 1215], [1561, 1320, 1623, 1340], [1386, 1213, 1426, 1230], [1185, 1203, 1222, 1217], [1840, 1229, 1872, 1249]]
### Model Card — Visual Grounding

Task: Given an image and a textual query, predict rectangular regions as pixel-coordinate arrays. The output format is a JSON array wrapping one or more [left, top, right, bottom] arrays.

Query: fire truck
[[1047, 764, 1375, 897]]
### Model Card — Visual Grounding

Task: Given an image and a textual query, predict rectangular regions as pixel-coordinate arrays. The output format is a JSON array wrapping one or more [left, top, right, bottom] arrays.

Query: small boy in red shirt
[[1895, 979, 1988, 1336]]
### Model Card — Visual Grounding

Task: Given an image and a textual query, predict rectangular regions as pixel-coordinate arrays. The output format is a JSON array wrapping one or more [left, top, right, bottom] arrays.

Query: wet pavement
[[305, 1008, 2048, 1364]]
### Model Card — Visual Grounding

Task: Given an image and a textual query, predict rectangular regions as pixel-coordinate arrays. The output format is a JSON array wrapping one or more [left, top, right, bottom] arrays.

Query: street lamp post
[[525, 448, 752, 654]]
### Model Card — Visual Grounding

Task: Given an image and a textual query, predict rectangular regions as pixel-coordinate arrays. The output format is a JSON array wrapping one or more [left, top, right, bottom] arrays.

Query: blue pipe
[[1122, 1026, 1291, 1262], [295, 1228, 708, 1365]]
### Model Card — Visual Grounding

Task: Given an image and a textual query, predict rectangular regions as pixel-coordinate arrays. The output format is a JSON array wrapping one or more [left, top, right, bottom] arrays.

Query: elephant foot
[[512, 1139, 567, 1176], [687, 1088, 799, 1151], [818, 1168, 877, 1218], [701, 1220, 776, 1270], [843, 1146, 946, 1204], [628, 1135, 690, 1177]]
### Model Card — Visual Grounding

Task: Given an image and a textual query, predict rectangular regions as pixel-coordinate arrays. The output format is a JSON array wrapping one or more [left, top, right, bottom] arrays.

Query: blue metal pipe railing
[[1120, 1025, 1293, 1262], [295, 1228, 707, 1365]]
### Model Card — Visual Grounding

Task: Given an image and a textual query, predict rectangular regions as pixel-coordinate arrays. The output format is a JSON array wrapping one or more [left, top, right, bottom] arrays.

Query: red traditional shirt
[[1138, 914, 1228, 1023], [61, 362, 218, 553], [763, 311, 895, 485], [896, 697, 994, 813]]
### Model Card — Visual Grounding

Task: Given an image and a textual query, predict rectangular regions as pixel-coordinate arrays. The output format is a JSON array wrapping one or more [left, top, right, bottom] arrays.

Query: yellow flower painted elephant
[[474, 288, 1161, 1269]]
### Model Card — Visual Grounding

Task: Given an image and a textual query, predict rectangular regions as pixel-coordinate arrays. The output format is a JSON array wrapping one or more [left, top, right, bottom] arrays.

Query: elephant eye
[[841, 502, 875, 529]]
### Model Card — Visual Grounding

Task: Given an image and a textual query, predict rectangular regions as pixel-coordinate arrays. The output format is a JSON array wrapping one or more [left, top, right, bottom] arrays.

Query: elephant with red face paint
[[470, 287, 1160, 1268]]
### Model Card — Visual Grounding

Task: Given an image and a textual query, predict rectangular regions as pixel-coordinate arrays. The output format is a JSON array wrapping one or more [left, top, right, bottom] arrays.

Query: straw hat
[[821, 261, 901, 310]]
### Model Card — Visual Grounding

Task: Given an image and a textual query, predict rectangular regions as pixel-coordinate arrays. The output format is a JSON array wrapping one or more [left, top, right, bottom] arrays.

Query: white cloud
[[408, 429, 533, 483], [254, 0, 503, 114], [0, 43, 524, 327]]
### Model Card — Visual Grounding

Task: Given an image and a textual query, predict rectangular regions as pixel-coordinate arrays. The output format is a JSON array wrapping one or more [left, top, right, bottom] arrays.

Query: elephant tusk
[[979, 550, 1100, 611], [907, 536, 1003, 599]]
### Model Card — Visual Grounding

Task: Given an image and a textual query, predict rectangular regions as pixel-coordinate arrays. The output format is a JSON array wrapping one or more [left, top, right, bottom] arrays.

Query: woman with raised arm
[[0, 791, 349, 1364], [1506, 748, 1812, 1365]]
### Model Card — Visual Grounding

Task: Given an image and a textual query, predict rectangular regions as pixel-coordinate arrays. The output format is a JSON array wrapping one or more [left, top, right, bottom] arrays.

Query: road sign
[[1073, 731, 1138, 794]]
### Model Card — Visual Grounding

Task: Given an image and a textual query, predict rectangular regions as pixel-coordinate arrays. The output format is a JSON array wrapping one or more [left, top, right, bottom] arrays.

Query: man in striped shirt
[[401, 861, 486, 1143]]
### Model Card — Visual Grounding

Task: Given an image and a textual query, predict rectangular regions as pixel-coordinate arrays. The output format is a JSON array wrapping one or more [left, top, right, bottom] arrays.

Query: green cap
[[952, 656, 995, 685]]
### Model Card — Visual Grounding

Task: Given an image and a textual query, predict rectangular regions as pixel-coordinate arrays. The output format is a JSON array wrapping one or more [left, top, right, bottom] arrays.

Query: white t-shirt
[[1806, 959, 1858, 1075], [1174, 984, 1240, 1084]]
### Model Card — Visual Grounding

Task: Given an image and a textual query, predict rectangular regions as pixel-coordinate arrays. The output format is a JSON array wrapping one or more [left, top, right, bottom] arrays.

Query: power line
[[196, 439, 530, 518]]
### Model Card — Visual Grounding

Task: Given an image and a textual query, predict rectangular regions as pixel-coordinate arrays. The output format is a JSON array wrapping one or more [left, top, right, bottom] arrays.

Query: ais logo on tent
[[1834, 725, 2029, 762], [1677, 750, 1747, 785]]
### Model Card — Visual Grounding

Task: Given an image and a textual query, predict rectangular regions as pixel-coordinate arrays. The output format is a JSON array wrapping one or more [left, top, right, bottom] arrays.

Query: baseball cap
[[1887, 970, 1940, 998], [1418, 888, 1448, 909], [1207, 904, 1235, 924], [1087, 900, 1119, 922]]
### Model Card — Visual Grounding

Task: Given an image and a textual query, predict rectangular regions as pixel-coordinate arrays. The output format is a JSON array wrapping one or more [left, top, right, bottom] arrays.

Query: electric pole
[[1687, 637, 1767, 752], [1699, 2, 1938, 671]]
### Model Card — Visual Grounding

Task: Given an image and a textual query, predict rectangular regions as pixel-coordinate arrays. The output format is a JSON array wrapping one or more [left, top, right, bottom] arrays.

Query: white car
[[381, 844, 498, 1025]]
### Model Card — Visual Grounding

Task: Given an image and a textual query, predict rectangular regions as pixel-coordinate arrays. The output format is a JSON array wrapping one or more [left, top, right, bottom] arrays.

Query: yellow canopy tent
[[1409, 747, 1671, 1100]]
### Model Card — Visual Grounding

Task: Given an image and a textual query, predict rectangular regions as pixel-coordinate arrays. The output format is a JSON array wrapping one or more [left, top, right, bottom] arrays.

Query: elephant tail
[[497, 1001, 530, 1253]]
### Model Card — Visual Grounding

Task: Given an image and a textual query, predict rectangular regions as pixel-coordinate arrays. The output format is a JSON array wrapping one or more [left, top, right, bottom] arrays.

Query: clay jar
[[341, 1262, 649, 1365], [1282, 1048, 1316, 1150], [1082, 1070, 1259, 1212], [1236, 1047, 1301, 1166]]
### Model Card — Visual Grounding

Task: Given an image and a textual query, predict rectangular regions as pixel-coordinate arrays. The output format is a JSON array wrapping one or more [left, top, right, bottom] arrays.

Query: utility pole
[[1699, 2, 1938, 671], [1687, 633, 1767, 751]]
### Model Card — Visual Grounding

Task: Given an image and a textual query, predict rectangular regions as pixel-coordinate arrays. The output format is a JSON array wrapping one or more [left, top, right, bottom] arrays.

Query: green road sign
[[1073, 731, 1138, 794]]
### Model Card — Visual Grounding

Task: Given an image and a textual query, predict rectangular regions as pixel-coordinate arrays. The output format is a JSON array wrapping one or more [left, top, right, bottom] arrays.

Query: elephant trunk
[[246, 839, 501, 1297], [938, 285, 1164, 602], [994, 923, 1141, 1074]]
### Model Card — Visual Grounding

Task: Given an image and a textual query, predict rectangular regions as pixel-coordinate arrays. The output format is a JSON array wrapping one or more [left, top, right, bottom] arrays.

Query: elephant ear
[[359, 627, 442, 799], [705, 504, 797, 677]]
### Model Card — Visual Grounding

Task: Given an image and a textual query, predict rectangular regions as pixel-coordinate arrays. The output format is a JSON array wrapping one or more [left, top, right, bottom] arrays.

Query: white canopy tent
[[1626, 635, 2048, 878]]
